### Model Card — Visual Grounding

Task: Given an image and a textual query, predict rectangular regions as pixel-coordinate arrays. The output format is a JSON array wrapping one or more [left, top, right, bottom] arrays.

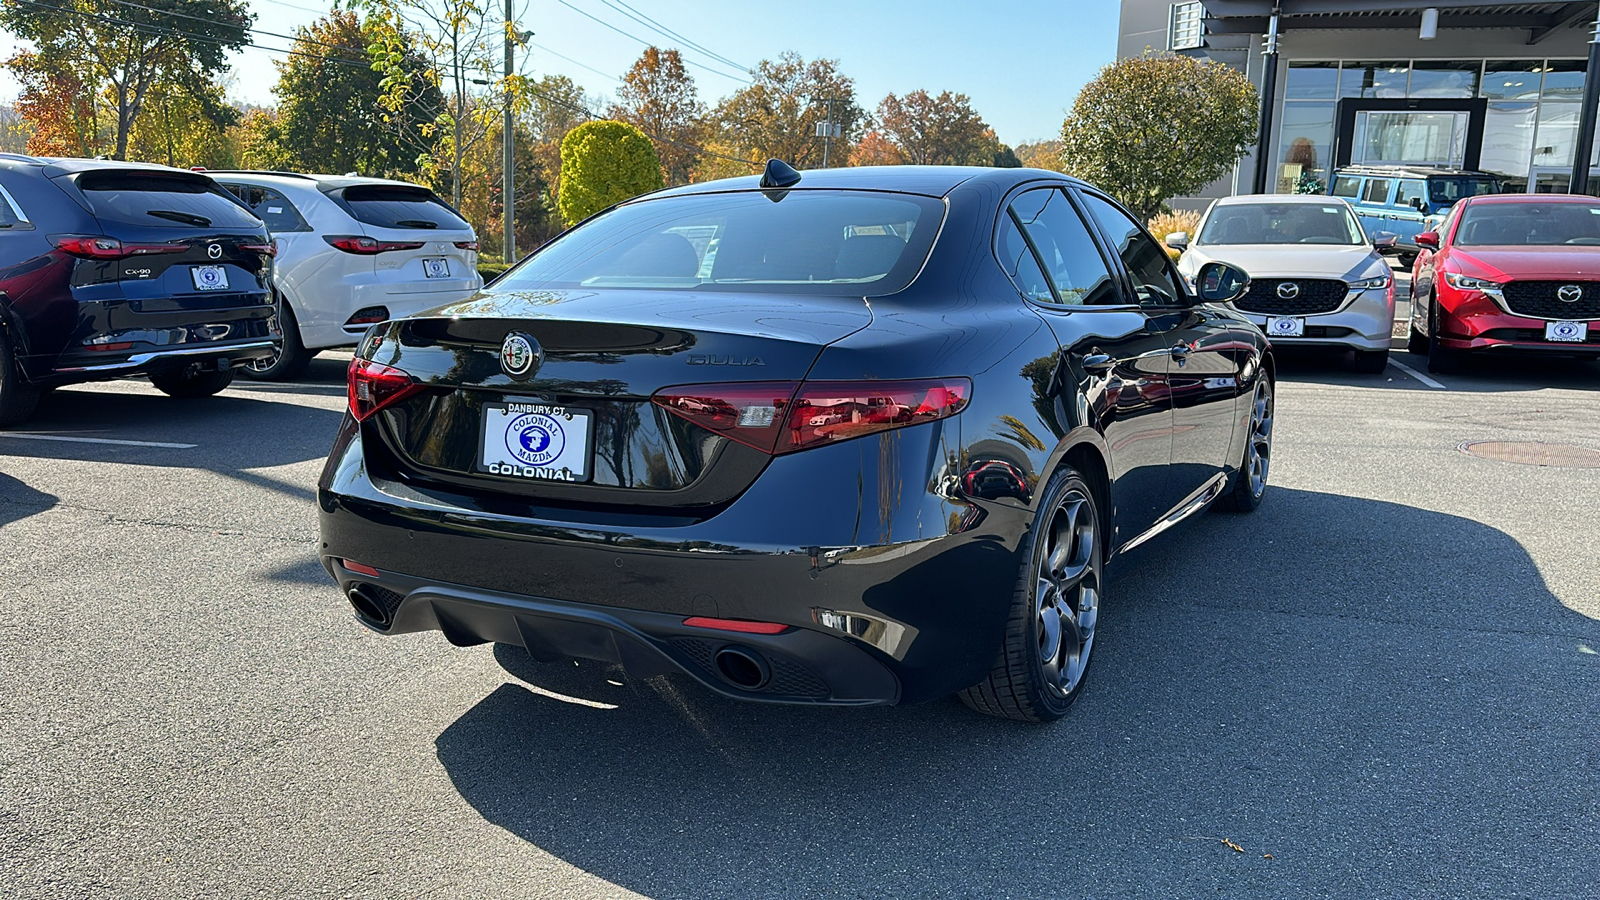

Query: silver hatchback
[[1171, 195, 1396, 373]]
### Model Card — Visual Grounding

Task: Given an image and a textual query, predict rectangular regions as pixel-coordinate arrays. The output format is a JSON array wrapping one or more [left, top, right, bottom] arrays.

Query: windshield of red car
[[1455, 203, 1600, 246]]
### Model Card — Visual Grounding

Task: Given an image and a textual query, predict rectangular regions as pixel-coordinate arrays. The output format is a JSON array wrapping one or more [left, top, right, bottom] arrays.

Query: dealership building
[[1117, 1, 1600, 204]]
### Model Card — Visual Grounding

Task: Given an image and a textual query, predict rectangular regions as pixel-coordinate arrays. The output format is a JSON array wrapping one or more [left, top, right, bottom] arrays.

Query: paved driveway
[[3, 350, 1597, 898]]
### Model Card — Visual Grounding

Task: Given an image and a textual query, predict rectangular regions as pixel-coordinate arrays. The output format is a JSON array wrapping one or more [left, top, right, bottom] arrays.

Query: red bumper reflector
[[340, 559, 380, 577], [683, 616, 788, 635]]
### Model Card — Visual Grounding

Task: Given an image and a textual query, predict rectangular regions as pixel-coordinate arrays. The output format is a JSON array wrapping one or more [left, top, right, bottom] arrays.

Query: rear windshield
[[1429, 177, 1499, 204], [1198, 202, 1364, 246], [493, 189, 945, 296], [76, 171, 262, 230], [340, 185, 469, 230], [1455, 202, 1600, 245]]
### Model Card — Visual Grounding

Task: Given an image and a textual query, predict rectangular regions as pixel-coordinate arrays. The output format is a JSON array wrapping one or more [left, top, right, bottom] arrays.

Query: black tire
[[1425, 296, 1457, 375], [150, 367, 234, 398], [0, 336, 40, 427], [242, 296, 313, 381], [1216, 375, 1273, 513], [1351, 348, 1389, 374], [959, 467, 1103, 723], [1406, 285, 1428, 355]]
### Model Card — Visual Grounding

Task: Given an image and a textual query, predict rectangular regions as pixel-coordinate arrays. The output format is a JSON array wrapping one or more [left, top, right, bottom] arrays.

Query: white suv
[[211, 172, 482, 379]]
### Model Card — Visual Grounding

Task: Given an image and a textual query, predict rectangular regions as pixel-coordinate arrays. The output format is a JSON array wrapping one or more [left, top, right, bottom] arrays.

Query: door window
[[1395, 179, 1426, 210], [1079, 191, 1185, 308], [996, 212, 1055, 304], [0, 184, 32, 230], [1361, 178, 1394, 204], [1331, 175, 1362, 198], [221, 183, 312, 233], [1007, 188, 1119, 306]]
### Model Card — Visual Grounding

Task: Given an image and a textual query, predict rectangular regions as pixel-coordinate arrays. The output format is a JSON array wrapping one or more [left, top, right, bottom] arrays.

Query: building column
[[1250, 8, 1282, 194], [1570, 7, 1600, 195]]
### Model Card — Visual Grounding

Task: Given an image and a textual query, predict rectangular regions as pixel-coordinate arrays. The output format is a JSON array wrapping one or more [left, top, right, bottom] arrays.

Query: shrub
[[556, 120, 664, 227], [1147, 209, 1201, 259]]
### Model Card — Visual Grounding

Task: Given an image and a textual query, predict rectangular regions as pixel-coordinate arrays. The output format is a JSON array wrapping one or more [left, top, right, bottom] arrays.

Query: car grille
[[1499, 281, 1600, 319], [1234, 279, 1349, 315], [1481, 327, 1600, 345]]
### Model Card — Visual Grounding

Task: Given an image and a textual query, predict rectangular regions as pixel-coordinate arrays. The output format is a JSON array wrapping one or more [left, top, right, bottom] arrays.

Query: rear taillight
[[50, 234, 186, 260], [348, 357, 427, 421], [324, 235, 426, 255], [344, 306, 390, 327], [651, 377, 969, 455], [239, 240, 277, 257], [454, 241, 479, 252]]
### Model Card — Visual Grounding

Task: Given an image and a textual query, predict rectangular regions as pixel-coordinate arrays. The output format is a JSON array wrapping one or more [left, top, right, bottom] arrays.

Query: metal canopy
[[1202, 1, 1592, 45]]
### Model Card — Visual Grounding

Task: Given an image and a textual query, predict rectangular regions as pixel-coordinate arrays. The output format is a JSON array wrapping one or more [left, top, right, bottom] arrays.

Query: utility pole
[[1250, 5, 1282, 194], [811, 97, 843, 168], [502, 0, 515, 264], [1570, 3, 1600, 194]]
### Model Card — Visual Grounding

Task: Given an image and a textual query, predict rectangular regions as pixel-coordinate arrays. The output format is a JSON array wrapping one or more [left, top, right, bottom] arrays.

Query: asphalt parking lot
[[4, 310, 1599, 897]]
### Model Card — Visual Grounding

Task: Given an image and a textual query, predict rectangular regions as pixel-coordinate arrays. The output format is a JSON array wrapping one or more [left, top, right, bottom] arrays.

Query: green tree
[[127, 79, 238, 167], [0, 0, 252, 160], [557, 120, 662, 227], [1015, 139, 1065, 172], [270, 10, 440, 178], [609, 47, 704, 186], [523, 74, 591, 203], [1061, 52, 1257, 220], [873, 89, 994, 166], [708, 52, 863, 170]]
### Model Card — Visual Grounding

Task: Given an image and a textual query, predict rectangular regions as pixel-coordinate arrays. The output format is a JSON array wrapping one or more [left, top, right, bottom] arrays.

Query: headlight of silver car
[[1348, 273, 1392, 291], [1442, 272, 1504, 295]]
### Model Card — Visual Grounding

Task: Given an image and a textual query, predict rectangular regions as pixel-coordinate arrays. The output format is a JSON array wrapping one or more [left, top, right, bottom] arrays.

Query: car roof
[[651, 165, 1084, 200], [204, 171, 433, 192], [1333, 164, 1496, 179], [1460, 192, 1600, 206], [0, 154, 206, 178], [1212, 194, 1351, 207]]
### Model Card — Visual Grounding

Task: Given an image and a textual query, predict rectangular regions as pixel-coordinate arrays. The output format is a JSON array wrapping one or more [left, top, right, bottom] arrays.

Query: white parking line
[[0, 433, 197, 449], [1388, 358, 1447, 390]]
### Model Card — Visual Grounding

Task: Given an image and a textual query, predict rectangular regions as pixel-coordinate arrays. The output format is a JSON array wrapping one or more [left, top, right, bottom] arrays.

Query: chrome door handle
[[1169, 343, 1192, 358], [1082, 353, 1115, 372]]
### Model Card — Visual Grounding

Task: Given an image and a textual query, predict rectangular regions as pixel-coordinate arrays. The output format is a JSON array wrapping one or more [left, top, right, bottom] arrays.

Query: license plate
[[422, 257, 450, 279], [1266, 316, 1306, 338], [191, 265, 229, 291], [1545, 320, 1589, 342], [479, 401, 591, 483]]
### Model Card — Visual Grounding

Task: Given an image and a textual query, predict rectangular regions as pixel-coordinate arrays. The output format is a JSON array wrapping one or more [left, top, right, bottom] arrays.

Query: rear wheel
[[243, 295, 313, 382], [150, 366, 234, 398], [0, 337, 40, 427], [1216, 375, 1272, 513], [1351, 348, 1389, 374], [959, 467, 1102, 723]]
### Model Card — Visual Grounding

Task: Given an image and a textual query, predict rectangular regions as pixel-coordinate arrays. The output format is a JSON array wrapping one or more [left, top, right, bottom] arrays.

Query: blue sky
[[2, 0, 1120, 145]]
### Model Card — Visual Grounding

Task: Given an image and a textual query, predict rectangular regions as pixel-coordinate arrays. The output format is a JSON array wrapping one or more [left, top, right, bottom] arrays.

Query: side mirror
[[1372, 231, 1399, 250], [1164, 231, 1189, 251], [1196, 260, 1250, 304], [1415, 231, 1440, 249], [1411, 197, 1427, 211]]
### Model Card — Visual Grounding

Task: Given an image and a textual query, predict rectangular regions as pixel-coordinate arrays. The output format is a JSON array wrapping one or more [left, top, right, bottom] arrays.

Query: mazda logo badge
[[207, 243, 222, 259], [1557, 284, 1583, 303], [1276, 282, 1300, 300], [500, 332, 542, 378]]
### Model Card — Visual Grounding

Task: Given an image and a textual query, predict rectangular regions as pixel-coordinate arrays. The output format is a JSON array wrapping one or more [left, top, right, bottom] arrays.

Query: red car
[[1408, 193, 1600, 372]]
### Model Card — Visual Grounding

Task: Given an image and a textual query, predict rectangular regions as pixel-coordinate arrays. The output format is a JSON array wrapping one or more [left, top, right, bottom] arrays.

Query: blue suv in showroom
[[0, 154, 279, 425]]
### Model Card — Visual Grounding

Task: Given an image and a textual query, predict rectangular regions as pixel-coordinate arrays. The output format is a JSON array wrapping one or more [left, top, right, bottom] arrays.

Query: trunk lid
[[363, 288, 872, 510]]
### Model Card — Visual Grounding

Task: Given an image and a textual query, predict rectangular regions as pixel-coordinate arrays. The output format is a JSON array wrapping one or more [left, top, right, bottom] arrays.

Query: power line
[[595, 0, 749, 76], [555, 0, 752, 86]]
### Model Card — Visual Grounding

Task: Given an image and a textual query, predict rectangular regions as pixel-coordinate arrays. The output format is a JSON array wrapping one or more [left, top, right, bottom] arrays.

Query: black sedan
[[317, 162, 1271, 723]]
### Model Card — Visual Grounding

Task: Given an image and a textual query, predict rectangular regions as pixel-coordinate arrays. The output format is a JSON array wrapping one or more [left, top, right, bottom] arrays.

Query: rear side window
[[340, 185, 469, 231], [1008, 188, 1118, 306], [221, 183, 312, 233], [1331, 176, 1361, 198], [1361, 179, 1393, 204], [0, 183, 32, 230], [996, 213, 1054, 304], [76, 171, 261, 230], [1396, 179, 1426, 209], [493, 189, 945, 296]]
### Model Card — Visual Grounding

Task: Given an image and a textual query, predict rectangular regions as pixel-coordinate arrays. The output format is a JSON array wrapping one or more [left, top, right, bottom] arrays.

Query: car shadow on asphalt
[[1275, 345, 1600, 392], [433, 488, 1600, 898], [0, 469, 57, 529]]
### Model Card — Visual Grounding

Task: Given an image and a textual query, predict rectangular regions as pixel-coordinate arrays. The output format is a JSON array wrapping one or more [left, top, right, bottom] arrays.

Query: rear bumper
[[297, 283, 481, 351], [317, 416, 1029, 705]]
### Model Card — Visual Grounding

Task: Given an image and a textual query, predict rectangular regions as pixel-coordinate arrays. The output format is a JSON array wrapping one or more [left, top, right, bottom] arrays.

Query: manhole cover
[[1458, 440, 1600, 468]]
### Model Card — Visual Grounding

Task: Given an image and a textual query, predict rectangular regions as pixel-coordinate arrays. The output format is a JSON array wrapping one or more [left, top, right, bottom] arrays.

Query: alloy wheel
[[1247, 379, 1273, 498], [1035, 491, 1099, 697]]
